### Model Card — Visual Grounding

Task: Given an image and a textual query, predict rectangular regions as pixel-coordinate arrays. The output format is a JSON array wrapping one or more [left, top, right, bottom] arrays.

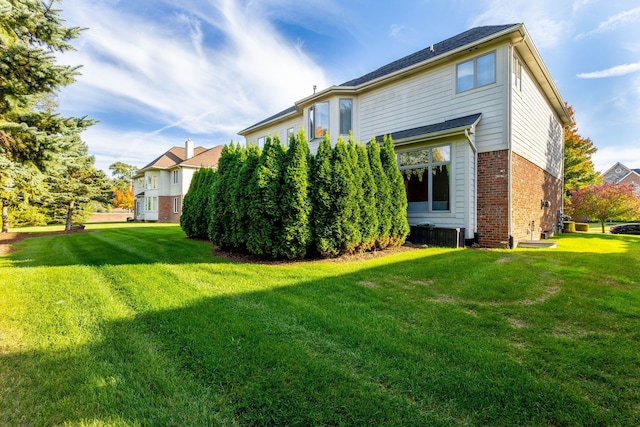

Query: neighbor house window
[[257, 136, 266, 149], [173, 197, 179, 213], [512, 55, 522, 91], [173, 170, 179, 184], [456, 51, 496, 93], [398, 145, 451, 212], [309, 102, 329, 139], [339, 99, 352, 135], [152, 176, 158, 189]]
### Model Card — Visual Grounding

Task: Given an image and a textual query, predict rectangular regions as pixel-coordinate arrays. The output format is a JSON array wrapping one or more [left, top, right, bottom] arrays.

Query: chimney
[[185, 139, 194, 160]]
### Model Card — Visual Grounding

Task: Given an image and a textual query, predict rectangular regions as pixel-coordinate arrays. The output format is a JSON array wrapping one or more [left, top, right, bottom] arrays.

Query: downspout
[[508, 33, 527, 248], [465, 128, 478, 242]]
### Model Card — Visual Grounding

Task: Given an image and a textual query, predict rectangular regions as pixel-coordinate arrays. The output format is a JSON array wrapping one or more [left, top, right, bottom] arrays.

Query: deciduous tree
[[564, 105, 601, 192], [568, 183, 640, 233]]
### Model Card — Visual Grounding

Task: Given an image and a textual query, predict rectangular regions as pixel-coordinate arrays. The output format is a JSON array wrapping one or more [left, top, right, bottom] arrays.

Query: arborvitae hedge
[[246, 136, 285, 258], [279, 130, 312, 259], [183, 130, 408, 259], [367, 137, 392, 249], [231, 145, 260, 251], [381, 135, 410, 246]]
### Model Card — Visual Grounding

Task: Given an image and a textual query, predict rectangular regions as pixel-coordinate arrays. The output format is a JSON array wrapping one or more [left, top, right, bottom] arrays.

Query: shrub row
[[181, 130, 409, 259]]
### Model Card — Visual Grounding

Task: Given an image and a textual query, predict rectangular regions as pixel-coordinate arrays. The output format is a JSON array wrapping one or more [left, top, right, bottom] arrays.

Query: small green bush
[[575, 222, 589, 232], [564, 221, 576, 233]]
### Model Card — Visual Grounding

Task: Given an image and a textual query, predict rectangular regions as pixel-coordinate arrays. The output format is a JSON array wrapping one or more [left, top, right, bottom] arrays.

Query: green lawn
[[1, 224, 639, 426]]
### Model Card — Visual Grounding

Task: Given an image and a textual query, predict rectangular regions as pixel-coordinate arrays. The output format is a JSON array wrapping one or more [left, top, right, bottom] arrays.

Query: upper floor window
[[172, 170, 179, 184], [257, 136, 266, 149], [339, 99, 352, 135], [309, 102, 329, 139], [512, 55, 522, 91], [456, 51, 496, 93], [152, 175, 158, 189]]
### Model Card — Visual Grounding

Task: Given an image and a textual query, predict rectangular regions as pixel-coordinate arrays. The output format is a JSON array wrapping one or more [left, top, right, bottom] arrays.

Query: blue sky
[[57, 0, 640, 174]]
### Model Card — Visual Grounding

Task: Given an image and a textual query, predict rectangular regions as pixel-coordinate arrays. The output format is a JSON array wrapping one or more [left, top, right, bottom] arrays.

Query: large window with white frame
[[257, 136, 266, 149], [146, 196, 158, 212], [339, 99, 352, 135], [172, 170, 179, 184], [456, 51, 496, 93], [309, 102, 329, 139], [173, 197, 179, 213], [398, 145, 451, 212]]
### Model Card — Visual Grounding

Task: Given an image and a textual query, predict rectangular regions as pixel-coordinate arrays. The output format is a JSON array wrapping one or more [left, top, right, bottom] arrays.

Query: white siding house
[[133, 140, 223, 223], [239, 24, 571, 248]]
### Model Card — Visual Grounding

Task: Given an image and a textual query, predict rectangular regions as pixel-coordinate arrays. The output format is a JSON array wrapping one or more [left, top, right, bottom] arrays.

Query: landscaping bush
[[183, 130, 409, 259], [574, 222, 589, 232], [564, 221, 576, 233]]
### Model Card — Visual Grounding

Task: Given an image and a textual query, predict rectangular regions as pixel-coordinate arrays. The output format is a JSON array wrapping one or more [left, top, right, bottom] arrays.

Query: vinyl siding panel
[[244, 116, 302, 148], [511, 55, 564, 178], [358, 46, 509, 154]]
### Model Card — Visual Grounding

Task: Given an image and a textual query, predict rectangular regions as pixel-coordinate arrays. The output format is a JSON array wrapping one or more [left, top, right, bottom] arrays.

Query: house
[[602, 162, 640, 196], [133, 140, 223, 222], [239, 23, 572, 248]]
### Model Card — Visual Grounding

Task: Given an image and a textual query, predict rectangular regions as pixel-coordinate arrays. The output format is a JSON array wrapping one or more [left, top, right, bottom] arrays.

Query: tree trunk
[[65, 200, 74, 231], [1, 199, 8, 233]]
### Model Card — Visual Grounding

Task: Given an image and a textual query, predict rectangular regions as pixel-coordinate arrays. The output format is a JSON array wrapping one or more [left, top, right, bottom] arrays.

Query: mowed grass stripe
[[1, 224, 639, 425]]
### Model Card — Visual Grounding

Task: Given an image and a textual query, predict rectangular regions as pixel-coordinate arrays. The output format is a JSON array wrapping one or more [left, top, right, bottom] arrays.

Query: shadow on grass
[[3, 237, 640, 425]]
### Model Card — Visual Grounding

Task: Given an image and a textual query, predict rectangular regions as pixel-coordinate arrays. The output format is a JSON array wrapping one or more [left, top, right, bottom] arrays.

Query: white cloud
[[58, 0, 329, 153], [470, 0, 572, 49], [576, 7, 640, 39], [577, 62, 640, 78], [593, 144, 640, 173]]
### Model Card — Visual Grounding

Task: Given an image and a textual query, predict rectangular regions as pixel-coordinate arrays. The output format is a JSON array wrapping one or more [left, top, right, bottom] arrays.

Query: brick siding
[[477, 150, 510, 248], [158, 196, 181, 223], [511, 152, 562, 244]]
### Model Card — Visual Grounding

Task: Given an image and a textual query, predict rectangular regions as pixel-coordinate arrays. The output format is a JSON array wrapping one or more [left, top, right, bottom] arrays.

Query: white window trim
[[397, 144, 452, 212]]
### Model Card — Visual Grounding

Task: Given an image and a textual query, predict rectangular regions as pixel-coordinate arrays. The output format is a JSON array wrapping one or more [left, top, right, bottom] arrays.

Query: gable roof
[[341, 24, 518, 87], [140, 145, 222, 171]]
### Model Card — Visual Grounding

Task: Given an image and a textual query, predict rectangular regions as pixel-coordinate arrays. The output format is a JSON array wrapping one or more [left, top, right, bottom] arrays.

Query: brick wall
[[511, 152, 562, 244], [158, 196, 181, 223], [477, 150, 510, 248]]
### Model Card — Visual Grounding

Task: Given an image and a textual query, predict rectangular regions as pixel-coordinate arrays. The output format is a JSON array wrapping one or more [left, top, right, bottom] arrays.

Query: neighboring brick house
[[133, 140, 223, 223], [239, 23, 571, 248], [602, 162, 640, 196]]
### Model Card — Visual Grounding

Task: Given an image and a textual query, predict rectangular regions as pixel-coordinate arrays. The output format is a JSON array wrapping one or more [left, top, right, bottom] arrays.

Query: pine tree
[[279, 130, 312, 259], [347, 135, 365, 251], [380, 135, 409, 246], [247, 136, 285, 258], [44, 138, 111, 231], [367, 137, 392, 248], [1, 1, 94, 232]]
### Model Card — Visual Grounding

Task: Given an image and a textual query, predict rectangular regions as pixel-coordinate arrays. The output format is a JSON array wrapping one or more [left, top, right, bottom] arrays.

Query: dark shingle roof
[[342, 24, 519, 87], [243, 24, 519, 132], [243, 105, 297, 132], [375, 113, 482, 143]]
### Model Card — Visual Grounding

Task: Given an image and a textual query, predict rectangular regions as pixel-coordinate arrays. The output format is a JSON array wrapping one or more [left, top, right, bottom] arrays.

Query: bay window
[[339, 99, 352, 135], [309, 102, 329, 139]]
